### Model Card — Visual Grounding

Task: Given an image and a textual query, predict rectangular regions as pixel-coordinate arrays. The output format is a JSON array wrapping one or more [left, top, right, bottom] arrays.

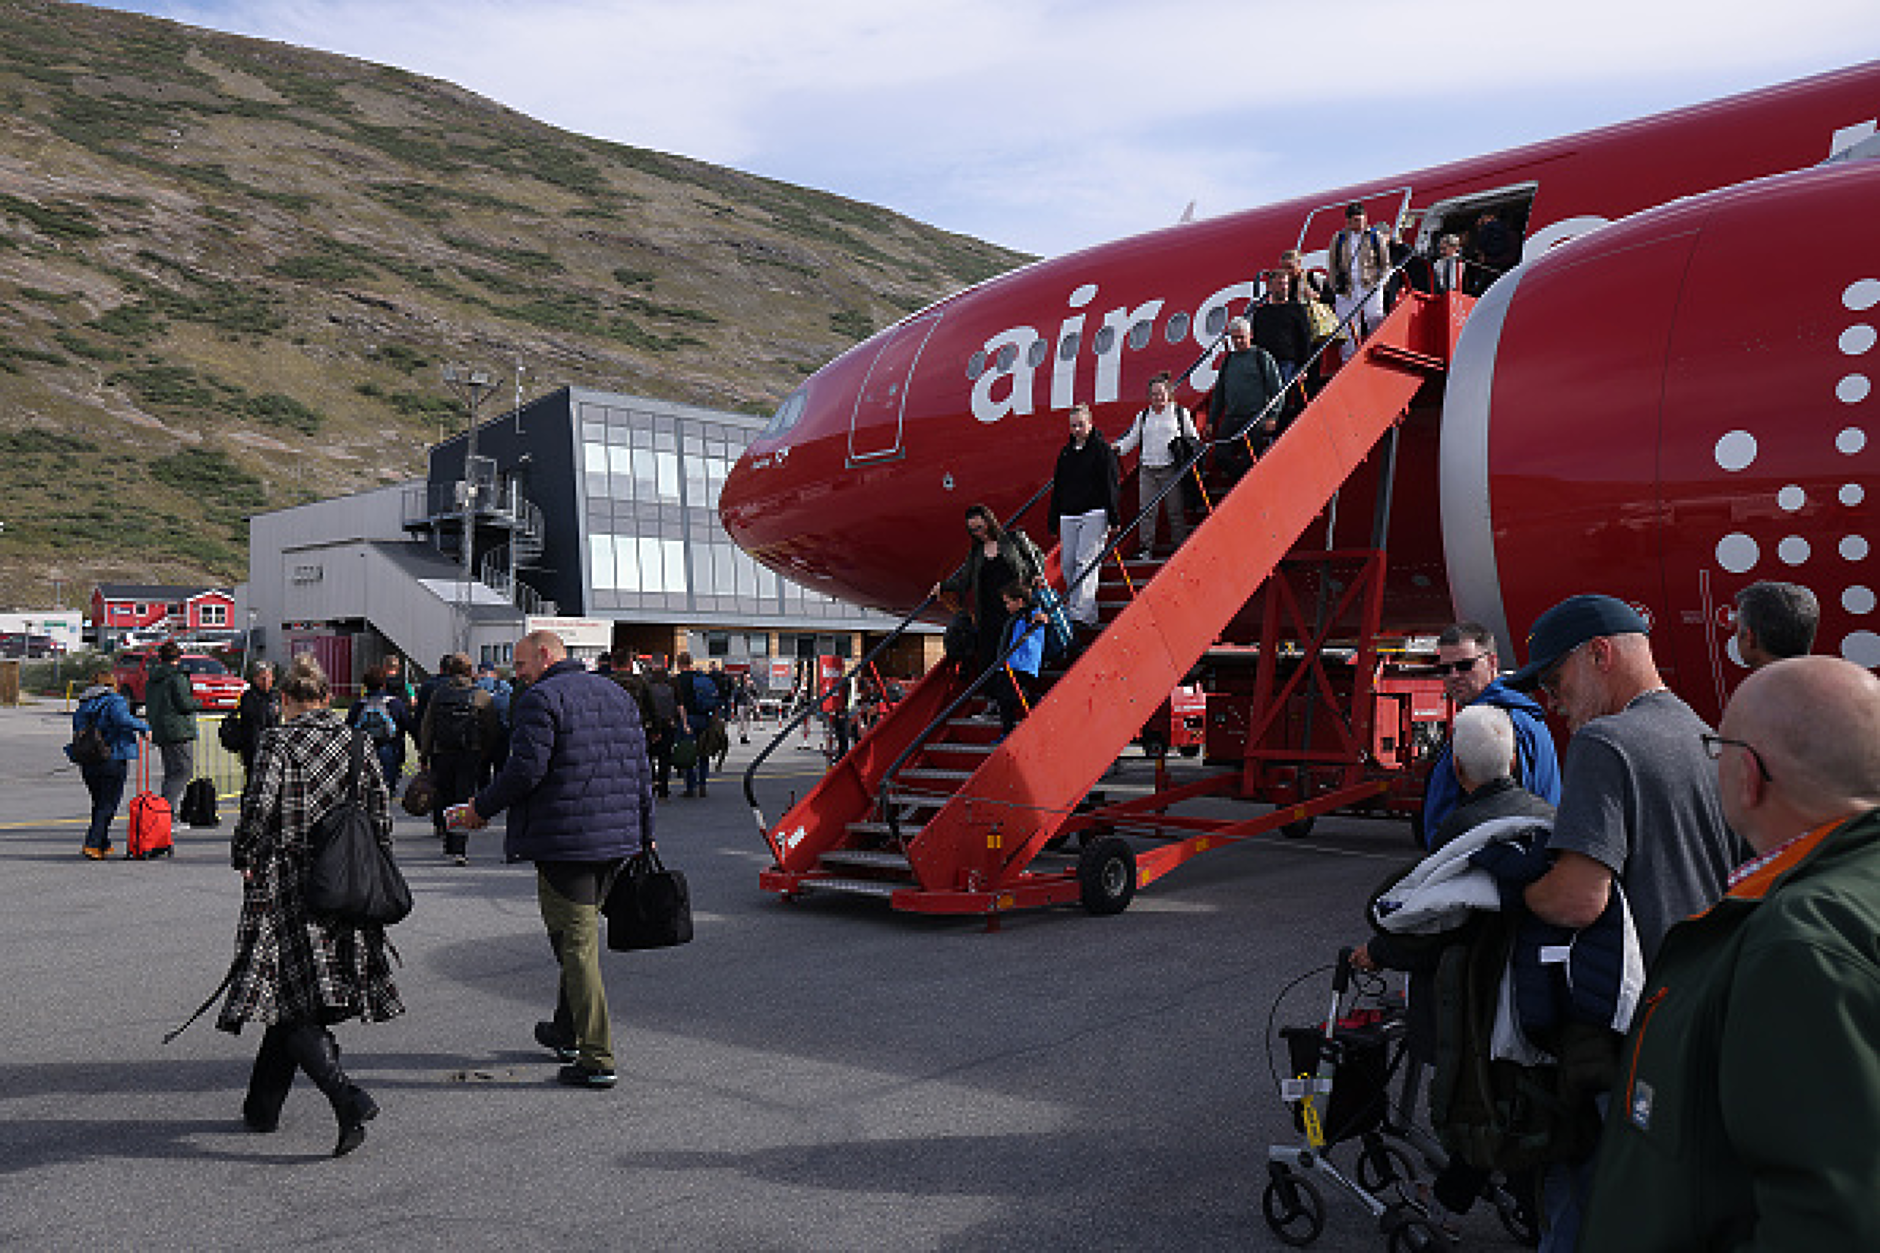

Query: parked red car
[[114, 648, 246, 713]]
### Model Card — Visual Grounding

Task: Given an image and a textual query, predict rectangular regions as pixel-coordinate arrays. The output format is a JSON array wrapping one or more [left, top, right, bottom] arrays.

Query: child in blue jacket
[[993, 582, 1048, 738]]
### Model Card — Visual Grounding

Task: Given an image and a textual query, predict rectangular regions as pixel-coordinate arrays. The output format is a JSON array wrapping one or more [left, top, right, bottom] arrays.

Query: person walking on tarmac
[[69, 670, 150, 859], [221, 653, 402, 1156], [674, 652, 720, 797], [419, 653, 499, 865], [146, 641, 200, 817]]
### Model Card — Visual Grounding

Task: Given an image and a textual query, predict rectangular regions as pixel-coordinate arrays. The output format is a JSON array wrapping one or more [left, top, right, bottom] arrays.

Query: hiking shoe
[[451, 854, 469, 867], [533, 1021, 577, 1062], [557, 1063, 616, 1089], [82, 847, 107, 861]]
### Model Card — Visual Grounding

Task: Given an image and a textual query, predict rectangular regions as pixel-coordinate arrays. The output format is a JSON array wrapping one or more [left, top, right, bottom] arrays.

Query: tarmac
[[0, 701, 1530, 1251]]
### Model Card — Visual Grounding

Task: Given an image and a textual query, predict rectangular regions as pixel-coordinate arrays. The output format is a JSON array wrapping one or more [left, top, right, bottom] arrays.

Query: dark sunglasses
[[1431, 654, 1487, 677]]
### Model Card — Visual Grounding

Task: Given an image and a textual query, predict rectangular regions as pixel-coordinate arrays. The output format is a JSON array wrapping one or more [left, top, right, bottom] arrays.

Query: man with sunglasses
[[1503, 593, 1739, 1253], [1578, 656, 1880, 1251], [1420, 622, 1561, 847]]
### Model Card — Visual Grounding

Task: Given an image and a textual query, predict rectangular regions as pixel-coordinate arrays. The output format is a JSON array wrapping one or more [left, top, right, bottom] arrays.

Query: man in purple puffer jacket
[[461, 630, 653, 1089]]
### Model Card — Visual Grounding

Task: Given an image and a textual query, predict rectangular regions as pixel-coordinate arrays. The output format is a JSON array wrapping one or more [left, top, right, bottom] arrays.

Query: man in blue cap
[[1504, 593, 1740, 1252]]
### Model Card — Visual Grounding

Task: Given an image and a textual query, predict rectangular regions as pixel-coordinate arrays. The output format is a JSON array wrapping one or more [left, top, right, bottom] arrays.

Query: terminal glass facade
[[573, 396, 876, 623]]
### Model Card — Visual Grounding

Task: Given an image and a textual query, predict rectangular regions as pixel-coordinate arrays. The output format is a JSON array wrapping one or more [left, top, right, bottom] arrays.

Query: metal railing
[[739, 477, 1056, 857]]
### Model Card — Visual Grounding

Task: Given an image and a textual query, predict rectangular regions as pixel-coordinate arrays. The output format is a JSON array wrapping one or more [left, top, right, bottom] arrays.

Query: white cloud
[[104, 0, 1871, 255]]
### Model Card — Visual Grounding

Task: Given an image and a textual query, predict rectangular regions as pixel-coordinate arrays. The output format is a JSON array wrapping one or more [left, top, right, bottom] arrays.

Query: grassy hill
[[0, 0, 1030, 608]]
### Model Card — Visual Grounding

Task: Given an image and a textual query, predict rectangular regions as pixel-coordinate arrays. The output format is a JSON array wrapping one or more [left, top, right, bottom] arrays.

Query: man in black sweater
[[1048, 403, 1120, 631]]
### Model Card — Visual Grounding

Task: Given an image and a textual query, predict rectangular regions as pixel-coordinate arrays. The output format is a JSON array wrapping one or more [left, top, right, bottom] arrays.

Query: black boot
[[282, 1023, 379, 1157], [242, 1023, 297, 1132]]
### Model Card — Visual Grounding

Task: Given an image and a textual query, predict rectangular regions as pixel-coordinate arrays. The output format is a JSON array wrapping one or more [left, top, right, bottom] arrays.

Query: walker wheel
[[1261, 1168, 1326, 1246], [1356, 1138, 1419, 1204], [1386, 1215, 1447, 1252]]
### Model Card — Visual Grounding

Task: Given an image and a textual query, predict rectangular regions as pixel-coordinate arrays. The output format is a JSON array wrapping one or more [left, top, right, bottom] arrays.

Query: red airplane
[[722, 62, 1880, 720]]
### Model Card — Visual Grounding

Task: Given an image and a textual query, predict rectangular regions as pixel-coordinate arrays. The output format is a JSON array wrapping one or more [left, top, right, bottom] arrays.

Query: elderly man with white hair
[[1351, 703, 1558, 1232]]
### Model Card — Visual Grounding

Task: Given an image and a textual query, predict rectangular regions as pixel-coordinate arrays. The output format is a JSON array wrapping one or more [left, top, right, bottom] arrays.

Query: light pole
[[442, 365, 497, 656]]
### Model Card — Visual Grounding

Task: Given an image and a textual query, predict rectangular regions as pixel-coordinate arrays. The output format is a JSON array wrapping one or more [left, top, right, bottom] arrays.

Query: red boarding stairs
[[754, 289, 1470, 918]]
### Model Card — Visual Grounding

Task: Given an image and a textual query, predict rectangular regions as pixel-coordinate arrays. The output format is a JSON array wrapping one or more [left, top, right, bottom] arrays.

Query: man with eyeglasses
[[1503, 593, 1739, 1253], [1578, 656, 1880, 1251], [1419, 622, 1561, 847]]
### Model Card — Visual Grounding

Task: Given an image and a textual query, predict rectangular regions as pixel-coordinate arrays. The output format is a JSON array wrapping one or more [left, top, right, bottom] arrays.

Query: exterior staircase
[[757, 289, 1469, 916]]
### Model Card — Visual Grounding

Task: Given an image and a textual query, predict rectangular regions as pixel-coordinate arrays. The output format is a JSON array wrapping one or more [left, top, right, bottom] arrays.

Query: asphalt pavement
[[0, 701, 1530, 1251]]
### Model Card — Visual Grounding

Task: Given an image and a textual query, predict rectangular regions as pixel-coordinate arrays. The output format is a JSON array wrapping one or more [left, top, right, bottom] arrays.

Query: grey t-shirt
[[1547, 690, 1740, 963]]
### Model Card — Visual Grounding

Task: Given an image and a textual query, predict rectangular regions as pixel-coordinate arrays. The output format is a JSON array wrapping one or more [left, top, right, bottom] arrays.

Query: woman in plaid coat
[[218, 653, 403, 1156]]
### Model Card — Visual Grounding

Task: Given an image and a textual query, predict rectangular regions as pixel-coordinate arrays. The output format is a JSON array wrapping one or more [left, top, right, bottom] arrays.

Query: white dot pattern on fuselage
[[1707, 280, 1875, 668]]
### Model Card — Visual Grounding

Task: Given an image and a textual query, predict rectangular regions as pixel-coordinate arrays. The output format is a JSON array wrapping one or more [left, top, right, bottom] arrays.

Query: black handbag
[[603, 846, 693, 951], [1168, 433, 1199, 465], [304, 730, 412, 926]]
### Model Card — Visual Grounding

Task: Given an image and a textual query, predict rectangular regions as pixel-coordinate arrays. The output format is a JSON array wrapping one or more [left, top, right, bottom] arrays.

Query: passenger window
[[1165, 311, 1191, 343], [1093, 326, 1116, 356], [1128, 320, 1152, 351], [966, 350, 987, 381], [1058, 331, 1080, 361]]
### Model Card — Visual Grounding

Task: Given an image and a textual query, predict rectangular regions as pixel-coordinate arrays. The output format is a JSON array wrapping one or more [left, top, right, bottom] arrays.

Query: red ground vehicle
[[114, 648, 246, 713]]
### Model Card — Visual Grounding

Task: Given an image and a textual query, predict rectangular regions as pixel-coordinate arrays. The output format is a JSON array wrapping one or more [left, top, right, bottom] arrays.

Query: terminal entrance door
[[848, 311, 942, 464]]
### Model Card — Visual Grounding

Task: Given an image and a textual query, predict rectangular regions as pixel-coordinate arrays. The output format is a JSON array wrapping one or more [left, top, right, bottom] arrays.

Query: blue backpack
[[687, 672, 719, 715]]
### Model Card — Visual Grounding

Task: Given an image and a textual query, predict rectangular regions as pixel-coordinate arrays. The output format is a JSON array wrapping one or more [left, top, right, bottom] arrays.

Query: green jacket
[[144, 660, 199, 746], [1578, 808, 1880, 1252]]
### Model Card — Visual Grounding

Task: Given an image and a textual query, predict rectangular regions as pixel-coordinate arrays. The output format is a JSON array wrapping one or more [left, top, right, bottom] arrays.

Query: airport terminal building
[[248, 386, 932, 689]]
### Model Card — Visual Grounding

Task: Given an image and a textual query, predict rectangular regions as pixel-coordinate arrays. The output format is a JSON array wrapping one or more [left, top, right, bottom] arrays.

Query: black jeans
[[80, 759, 128, 851], [430, 750, 482, 855]]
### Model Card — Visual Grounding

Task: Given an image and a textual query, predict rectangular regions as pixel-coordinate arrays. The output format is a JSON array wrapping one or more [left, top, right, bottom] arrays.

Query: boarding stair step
[[798, 876, 911, 899], [899, 767, 973, 784], [821, 848, 914, 871]]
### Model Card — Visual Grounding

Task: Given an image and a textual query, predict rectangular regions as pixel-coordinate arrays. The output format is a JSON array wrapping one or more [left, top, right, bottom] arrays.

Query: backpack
[[71, 703, 110, 766], [357, 696, 398, 745], [217, 709, 247, 753], [180, 777, 219, 828], [685, 672, 719, 716], [647, 678, 678, 725], [429, 684, 481, 753], [1426, 912, 1610, 1173]]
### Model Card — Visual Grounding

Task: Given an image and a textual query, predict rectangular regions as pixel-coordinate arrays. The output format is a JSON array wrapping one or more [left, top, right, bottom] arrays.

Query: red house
[[91, 583, 236, 643]]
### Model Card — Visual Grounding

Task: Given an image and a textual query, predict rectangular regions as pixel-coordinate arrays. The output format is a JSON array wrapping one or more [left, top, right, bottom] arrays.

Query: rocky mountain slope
[[0, 0, 1029, 608]]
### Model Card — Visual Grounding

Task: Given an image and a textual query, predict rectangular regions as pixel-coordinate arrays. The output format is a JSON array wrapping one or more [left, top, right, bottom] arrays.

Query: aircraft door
[[848, 311, 942, 464]]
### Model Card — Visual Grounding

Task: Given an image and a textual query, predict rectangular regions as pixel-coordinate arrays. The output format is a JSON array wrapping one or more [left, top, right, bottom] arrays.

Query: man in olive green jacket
[[145, 640, 200, 812], [1579, 656, 1880, 1251]]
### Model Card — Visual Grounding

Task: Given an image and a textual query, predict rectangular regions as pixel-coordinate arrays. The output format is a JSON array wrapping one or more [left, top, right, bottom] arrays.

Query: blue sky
[[83, 1, 1871, 258]]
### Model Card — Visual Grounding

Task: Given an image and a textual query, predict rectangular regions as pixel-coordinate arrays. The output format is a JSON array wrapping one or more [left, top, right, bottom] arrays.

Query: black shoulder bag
[[305, 729, 412, 927]]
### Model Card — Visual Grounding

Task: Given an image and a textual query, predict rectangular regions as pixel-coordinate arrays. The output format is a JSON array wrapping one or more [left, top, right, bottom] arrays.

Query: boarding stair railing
[[759, 260, 1455, 913]]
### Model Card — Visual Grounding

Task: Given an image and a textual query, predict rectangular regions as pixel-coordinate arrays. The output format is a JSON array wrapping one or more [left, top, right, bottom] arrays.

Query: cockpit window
[[762, 389, 808, 438]]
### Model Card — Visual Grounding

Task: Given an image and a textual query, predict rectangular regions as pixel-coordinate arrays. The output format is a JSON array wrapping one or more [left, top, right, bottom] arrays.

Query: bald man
[[1579, 657, 1880, 1250], [461, 630, 654, 1089]]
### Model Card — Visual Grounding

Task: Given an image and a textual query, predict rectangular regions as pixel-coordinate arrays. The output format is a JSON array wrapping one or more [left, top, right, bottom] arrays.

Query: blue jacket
[[1001, 612, 1046, 678], [1421, 679, 1561, 846], [473, 658, 653, 863], [68, 686, 148, 762]]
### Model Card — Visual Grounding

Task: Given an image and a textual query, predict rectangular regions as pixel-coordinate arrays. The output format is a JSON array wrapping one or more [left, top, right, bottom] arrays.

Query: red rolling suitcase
[[128, 746, 174, 860]]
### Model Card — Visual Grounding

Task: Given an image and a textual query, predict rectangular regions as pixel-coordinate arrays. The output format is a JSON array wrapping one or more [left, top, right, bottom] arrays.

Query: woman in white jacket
[[1112, 372, 1199, 560]]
